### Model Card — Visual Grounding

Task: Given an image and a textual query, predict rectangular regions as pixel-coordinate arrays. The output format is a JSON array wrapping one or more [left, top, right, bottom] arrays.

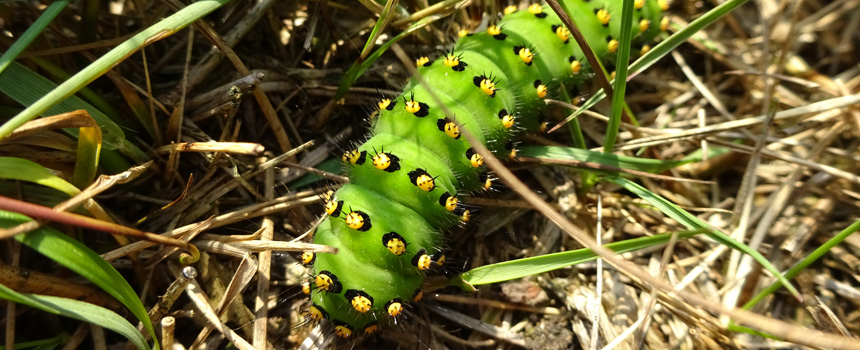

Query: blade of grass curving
[[335, 14, 444, 100], [739, 218, 860, 311], [555, 86, 600, 192], [6, 110, 107, 190], [608, 177, 800, 299], [0, 157, 80, 196], [31, 344, 60, 350], [0, 335, 66, 350], [680, 145, 731, 162], [72, 119, 102, 188], [358, 0, 385, 14], [603, 0, 634, 152], [518, 145, 696, 174], [0, 62, 133, 174], [556, 86, 587, 149], [0, 283, 148, 350], [0, 0, 230, 144], [0, 0, 69, 76], [630, 0, 751, 78], [359, 0, 399, 60], [463, 229, 704, 285], [390, 0, 462, 27], [28, 56, 131, 130], [0, 62, 130, 153], [0, 184, 74, 215], [103, 69, 156, 139], [0, 210, 159, 350], [727, 324, 779, 340], [552, 0, 750, 132]]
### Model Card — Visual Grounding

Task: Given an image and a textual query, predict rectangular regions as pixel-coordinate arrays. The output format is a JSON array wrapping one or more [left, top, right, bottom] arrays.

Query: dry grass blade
[[0, 263, 121, 310], [0, 196, 198, 263], [0, 160, 150, 241], [253, 164, 277, 348], [154, 142, 265, 156], [2, 110, 97, 141], [720, 100, 779, 321], [160, 317, 175, 350], [100, 192, 320, 262], [148, 266, 196, 324], [162, 0, 291, 153], [427, 304, 526, 347], [189, 254, 257, 349], [517, 156, 714, 184], [464, 125, 859, 348], [615, 93, 860, 150], [706, 138, 860, 185], [545, 0, 615, 104], [430, 293, 562, 315], [176, 266, 254, 350]]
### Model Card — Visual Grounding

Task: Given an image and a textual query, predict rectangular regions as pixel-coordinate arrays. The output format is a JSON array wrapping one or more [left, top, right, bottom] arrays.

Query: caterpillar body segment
[[350, 134, 461, 227], [310, 185, 442, 330], [372, 89, 488, 190], [400, 51, 518, 160], [316, 185, 441, 276], [304, 0, 665, 338]]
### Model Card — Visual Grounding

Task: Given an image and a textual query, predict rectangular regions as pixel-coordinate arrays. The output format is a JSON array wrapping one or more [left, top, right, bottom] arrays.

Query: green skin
[[312, 184, 441, 331], [308, 0, 665, 336], [351, 134, 459, 227]]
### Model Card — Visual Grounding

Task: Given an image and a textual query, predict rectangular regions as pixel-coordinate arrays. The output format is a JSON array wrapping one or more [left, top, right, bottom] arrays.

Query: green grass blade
[[630, 0, 750, 78], [0, 0, 231, 143], [726, 324, 779, 340], [0, 335, 66, 350], [603, 0, 634, 152], [518, 145, 696, 173], [556, 86, 587, 149], [32, 343, 59, 350], [608, 177, 801, 299], [335, 14, 443, 100], [740, 218, 860, 310], [0, 284, 148, 350], [463, 230, 703, 285], [569, 0, 750, 125], [0, 210, 158, 350], [0, 61, 129, 153], [71, 122, 102, 189], [0, 1, 69, 76], [31, 344, 60, 350], [99, 147, 134, 174], [0, 61, 136, 173], [0, 157, 80, 196], [27, 56, 131, 130], [360, 0, 399, 59]]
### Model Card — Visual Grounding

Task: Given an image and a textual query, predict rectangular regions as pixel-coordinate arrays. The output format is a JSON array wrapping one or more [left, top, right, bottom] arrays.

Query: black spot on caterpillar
[[303, 0, 667, 338]]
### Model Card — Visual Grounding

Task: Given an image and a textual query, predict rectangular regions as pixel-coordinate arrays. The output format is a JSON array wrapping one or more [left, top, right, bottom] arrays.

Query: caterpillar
[[302, 0, 667, 338]]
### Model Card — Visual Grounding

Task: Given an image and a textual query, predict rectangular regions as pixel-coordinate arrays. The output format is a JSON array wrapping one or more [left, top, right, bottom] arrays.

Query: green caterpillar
[[301, 0, 667, 338]]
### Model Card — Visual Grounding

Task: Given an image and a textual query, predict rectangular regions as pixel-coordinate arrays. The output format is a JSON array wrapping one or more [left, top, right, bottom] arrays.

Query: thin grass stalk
[[603, 0, 635, 152]]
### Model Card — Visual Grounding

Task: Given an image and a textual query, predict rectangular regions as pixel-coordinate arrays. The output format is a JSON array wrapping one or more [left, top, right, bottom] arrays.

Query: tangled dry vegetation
[[2, 0, 860, 349]]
